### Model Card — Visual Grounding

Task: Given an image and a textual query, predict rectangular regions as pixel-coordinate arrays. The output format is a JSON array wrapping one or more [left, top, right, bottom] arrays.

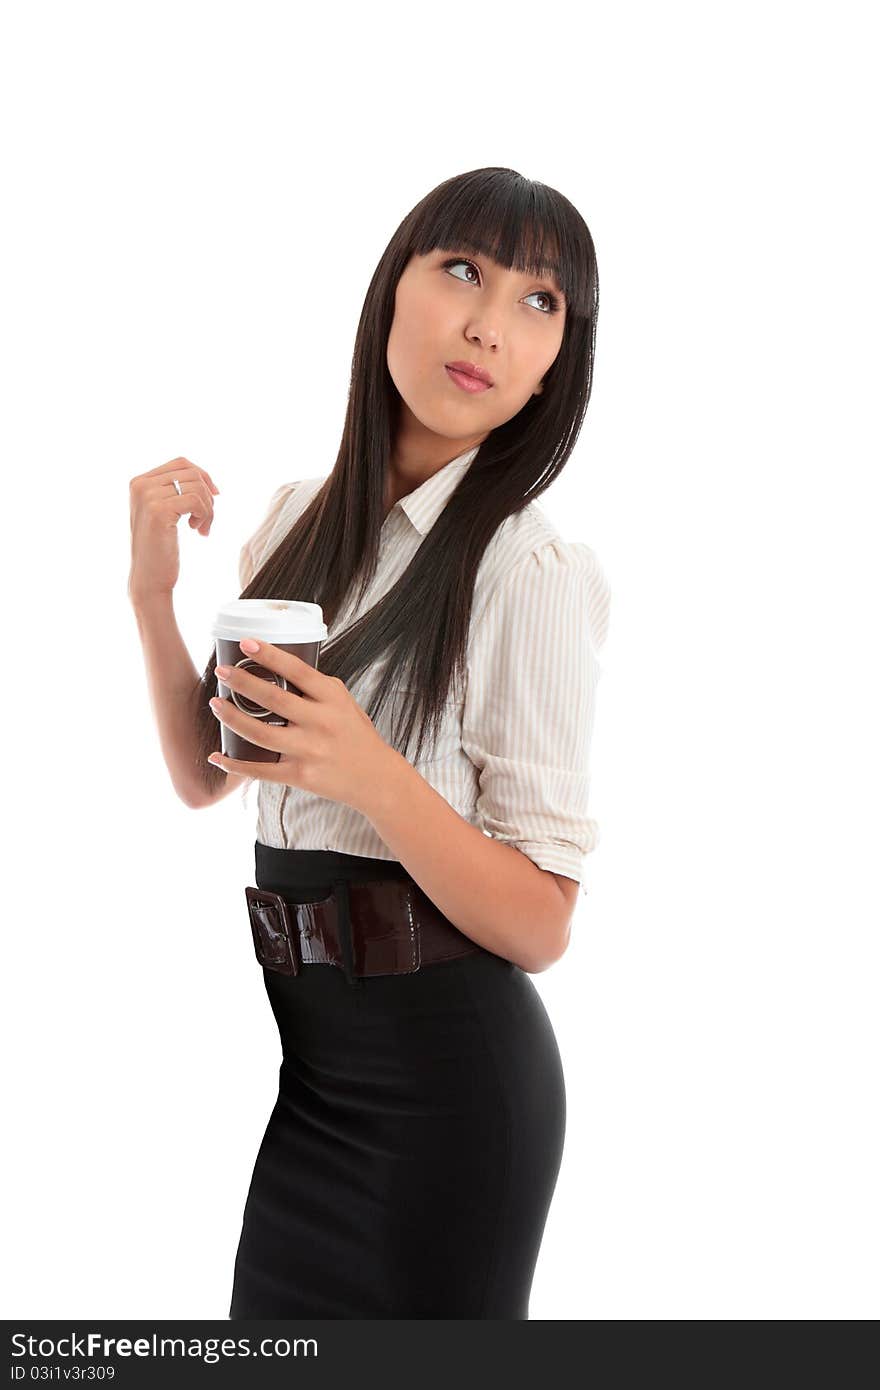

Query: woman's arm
[[132, 594, 246, 809], [359, 538, 609, 973], [362, 750, 577, 974]]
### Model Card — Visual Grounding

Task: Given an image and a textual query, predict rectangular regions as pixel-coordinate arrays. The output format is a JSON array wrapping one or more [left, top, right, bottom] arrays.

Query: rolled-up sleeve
[[238, 482, 299, 591], [461, 538, 611, 888]]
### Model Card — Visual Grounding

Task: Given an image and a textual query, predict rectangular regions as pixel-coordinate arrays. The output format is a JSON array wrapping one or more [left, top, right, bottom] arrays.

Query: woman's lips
[[445, 365, 492, 394]]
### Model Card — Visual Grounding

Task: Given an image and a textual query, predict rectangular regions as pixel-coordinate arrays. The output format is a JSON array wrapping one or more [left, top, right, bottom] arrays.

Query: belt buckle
[[245, 886, 300, 976]]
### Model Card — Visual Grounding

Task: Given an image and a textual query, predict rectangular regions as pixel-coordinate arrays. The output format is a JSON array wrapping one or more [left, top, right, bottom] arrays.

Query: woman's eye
[[524, 290, 555, 313], [442, 258, 560, 315], [445, 258, 479, 286]]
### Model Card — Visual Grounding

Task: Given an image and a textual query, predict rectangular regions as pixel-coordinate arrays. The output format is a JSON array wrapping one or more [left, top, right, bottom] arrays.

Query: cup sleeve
[[460, 537, 611, 893]]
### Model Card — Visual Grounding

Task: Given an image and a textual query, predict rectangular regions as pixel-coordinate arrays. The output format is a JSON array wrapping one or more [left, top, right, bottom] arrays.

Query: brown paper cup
[[210, 599, 328, 764]]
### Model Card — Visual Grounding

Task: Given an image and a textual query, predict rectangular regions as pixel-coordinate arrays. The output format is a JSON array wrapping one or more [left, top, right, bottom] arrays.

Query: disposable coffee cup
[[210, 599, 328, 764]]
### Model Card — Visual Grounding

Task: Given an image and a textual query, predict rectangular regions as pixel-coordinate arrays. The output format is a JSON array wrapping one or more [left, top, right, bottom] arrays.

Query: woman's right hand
[[128, 456, 221, 608]]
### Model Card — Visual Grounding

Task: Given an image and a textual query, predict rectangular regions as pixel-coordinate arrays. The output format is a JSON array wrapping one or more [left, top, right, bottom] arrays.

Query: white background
[[2, 0, 877, 1321]]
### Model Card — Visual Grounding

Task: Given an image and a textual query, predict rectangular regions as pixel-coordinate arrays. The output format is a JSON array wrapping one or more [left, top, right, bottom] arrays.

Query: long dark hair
[[193, 165, 600, 798]]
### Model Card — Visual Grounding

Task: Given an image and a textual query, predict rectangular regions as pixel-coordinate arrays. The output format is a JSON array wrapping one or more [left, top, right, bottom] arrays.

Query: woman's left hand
[[208, 638, 395, 816]]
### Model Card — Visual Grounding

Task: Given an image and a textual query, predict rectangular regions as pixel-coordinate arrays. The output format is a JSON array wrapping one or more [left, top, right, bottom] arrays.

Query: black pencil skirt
[[228, 843, 567, 1319]]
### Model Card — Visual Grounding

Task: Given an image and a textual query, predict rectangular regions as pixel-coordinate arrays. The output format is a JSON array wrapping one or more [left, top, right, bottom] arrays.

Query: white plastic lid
[[211, 598, 327, 644]]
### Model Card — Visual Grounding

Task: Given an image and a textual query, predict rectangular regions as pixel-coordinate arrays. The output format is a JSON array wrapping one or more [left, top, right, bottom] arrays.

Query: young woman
[[129, 166, 610, 1319]]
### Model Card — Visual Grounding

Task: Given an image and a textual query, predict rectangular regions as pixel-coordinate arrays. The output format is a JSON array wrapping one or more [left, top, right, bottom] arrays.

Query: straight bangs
[[409, 170, 594, 321]]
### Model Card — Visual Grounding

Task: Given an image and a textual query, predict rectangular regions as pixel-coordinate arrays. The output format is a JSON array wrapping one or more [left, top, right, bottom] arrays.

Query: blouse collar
[[395, 445, 481, 536]]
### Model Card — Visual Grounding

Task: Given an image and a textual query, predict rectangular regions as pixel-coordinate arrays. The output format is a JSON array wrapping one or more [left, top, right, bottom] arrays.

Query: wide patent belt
[[245, 877, 485, 980]]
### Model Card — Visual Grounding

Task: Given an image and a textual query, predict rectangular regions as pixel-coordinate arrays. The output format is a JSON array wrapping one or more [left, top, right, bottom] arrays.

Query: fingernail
[[240, 638, 259, 654]]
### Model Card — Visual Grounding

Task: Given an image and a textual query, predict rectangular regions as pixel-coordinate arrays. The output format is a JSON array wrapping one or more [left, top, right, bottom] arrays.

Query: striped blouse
[[236, 445, 611, 895]]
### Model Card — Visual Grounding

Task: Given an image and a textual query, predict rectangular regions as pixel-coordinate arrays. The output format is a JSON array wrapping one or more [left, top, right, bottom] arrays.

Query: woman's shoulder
[[474, 499, 611, 649], [261, 474, 328, 535], [480, 497, 609, 592], [274, 474, 327, 518], [238, 476, 328, 589], [292, 474, 329, 502]]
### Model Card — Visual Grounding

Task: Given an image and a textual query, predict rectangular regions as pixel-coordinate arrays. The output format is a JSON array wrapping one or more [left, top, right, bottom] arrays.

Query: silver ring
[[173, 478, 182, 495]]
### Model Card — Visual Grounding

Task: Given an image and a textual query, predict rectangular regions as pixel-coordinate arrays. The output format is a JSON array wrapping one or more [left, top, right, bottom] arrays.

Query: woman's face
[[386, 247, 566, 453]]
